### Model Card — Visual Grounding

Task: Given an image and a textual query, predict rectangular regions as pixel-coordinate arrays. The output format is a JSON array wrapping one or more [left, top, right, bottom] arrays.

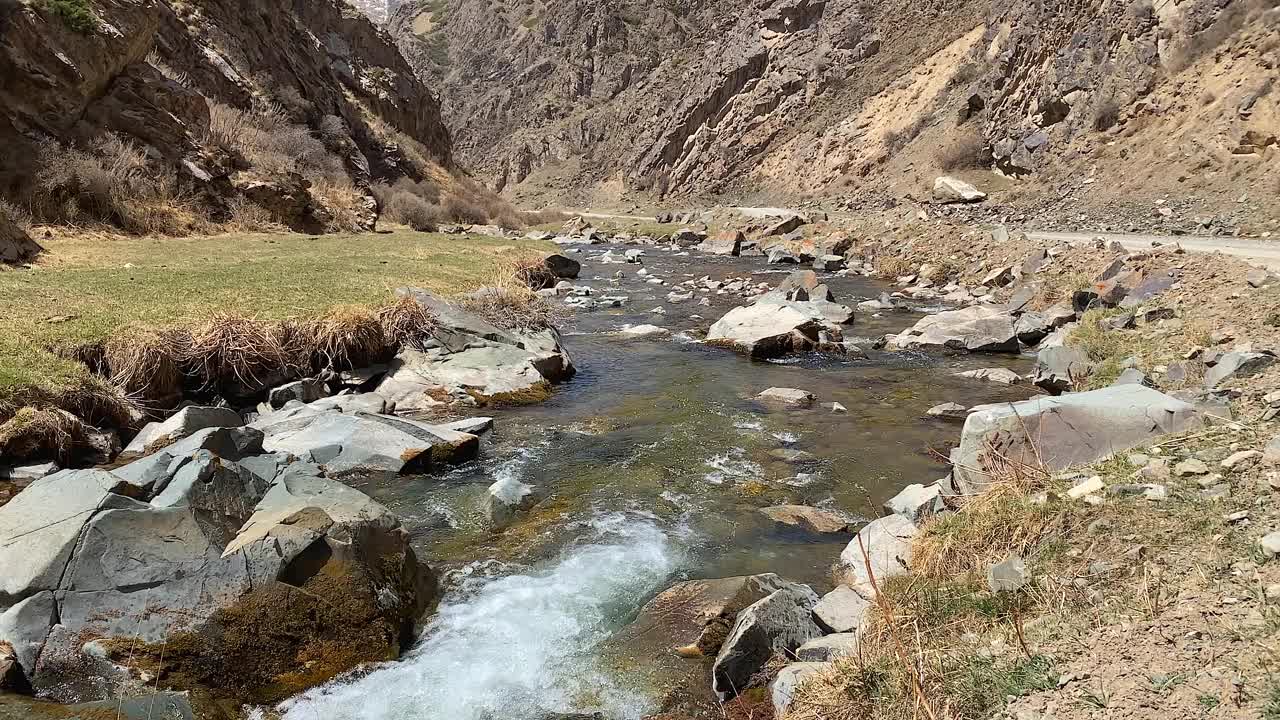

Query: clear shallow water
[[278, 242, 1034, 719]]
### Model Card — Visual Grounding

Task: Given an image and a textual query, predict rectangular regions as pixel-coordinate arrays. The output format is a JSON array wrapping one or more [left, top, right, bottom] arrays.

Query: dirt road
[[576, 208, 1280, 271]]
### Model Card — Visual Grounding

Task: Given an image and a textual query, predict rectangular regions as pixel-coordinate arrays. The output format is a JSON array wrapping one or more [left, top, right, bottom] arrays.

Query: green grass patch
[[42, 0, 97, 32], [0, 229, 551, 406], [1068, 308, 1157, 390]]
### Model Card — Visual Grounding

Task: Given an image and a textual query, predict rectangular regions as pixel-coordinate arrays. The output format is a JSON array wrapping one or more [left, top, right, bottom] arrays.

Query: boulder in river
[[543, 254, 581, 279], [756, 387, 816, 407], [711, 580, 821, 698], [0, 457, 434, 702], [707, 302, 837, 359], [889, 306, 1019, 353], [759, 505, 849, 534], [617, 573, 795, 662], [700, 229, 743, 256], [375, 289, 574, 411], [952, 385, 1204, 493]]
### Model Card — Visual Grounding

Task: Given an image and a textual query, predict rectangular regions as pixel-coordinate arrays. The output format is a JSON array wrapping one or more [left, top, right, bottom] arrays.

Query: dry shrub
[[309, 306, 388, 370], [225, 195, 281, 232], [912, 445, 1079, 579], [204, 102, 344, 179], [0, 198, 31, 232], [1092, 96, 1121, 131], [521, 208, 569, 225], [179, 313, 309, 393], [103, 329, 183, 405], [512, 255, 557, 290], [934, 130, 988, 171], [874, 254, 916, 278], [31, 134, 207, 235], [311, 178, 369, 233], [384, 191, 444, 231], [455, 283, 565, 332], [442, 194, 489, 225], [376, 296, 438, 351], [0, 407, 87, 463]]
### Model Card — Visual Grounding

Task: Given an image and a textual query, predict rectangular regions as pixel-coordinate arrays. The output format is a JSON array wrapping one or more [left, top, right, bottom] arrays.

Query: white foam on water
[[772, 431, 800, 444], [277, 512, 678, 720], [703, 447, 762, 485]]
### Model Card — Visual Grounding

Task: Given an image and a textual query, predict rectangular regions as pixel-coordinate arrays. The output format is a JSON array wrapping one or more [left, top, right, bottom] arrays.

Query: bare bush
[[204, 101, 344, 178], [442, 194, 489, 225], [384, 191, 444, 231], [30, 134, 205, 235]]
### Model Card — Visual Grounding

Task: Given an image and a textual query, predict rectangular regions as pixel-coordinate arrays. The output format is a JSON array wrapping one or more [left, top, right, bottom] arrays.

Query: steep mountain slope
[[0, 0, 453, 233], [390, 0, 1278, 231]]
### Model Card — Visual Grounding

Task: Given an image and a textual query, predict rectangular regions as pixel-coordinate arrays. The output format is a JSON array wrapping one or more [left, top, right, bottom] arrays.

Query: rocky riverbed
[[4, 212, 1279, 719]]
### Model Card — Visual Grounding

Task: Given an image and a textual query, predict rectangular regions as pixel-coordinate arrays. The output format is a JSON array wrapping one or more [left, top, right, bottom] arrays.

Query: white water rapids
[[277, 512, 680, 720]]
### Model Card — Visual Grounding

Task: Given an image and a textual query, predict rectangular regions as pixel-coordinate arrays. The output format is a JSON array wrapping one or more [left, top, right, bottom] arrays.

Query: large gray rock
[[711, 582, 822, 698], [0, 212, 42, 264], [1204, 351, 1276, 389], [1031, 346, 1094, 394], [933, 176, 986, 203], [373, 290, 574, 411], [700, 229, 743, 256], [884, 483, 946, 523], [770, 661, 830, 716], [836, 515, 917, 598], [2, 454, 435, 703], [253, 408, 434, 475], [0, 470, 138, 604], [122, 406, 245, 456], [953, 385, 1203, 493], [796, 633, 859, 662], [890, 306, 1019, 353], [707, 302, 832, 359], [0, 592, 55, 680]]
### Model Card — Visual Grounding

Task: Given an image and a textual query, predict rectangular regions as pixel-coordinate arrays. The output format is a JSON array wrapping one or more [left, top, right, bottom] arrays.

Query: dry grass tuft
[[179, 313, 309, 394], [454, 260, 567, 332], [0, 406, 86, 463], [512, 255, 557, 290], [934, 130, 988, 171], [309, 306, 388, 371], [102, 329, 184, 406], [376, 296, 439, 351], [912, 445, 1077, 579]]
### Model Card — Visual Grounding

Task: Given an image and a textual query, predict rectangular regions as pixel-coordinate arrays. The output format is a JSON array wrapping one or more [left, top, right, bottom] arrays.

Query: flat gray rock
[[953, 385, 1203, 493], [0, 470, 134, 602], [796, 633, 859, 662], [812, 585, 870, 634], [770, 662, 830, 716], [891, 306, 1018, 353], [123, 406, 244, 456], [837, 515, 917, 598]]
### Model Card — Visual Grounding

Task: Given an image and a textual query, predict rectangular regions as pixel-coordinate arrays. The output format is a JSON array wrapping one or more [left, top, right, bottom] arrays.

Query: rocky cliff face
[[390, 0, 1277, 228], [0, 0, 450, 232]]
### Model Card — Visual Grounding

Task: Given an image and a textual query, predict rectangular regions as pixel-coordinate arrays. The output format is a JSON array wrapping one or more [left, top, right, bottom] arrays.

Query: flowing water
[[278, 241, 1032, 720]]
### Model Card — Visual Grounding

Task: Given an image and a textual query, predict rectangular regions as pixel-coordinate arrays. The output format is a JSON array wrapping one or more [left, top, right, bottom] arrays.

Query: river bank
[[3, 211, 1280, 719]]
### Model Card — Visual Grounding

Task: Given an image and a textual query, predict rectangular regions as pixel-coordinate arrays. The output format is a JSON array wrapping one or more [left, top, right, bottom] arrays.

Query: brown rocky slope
[[388, 0, 1278, 233], [0, 0, 455, 234]]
